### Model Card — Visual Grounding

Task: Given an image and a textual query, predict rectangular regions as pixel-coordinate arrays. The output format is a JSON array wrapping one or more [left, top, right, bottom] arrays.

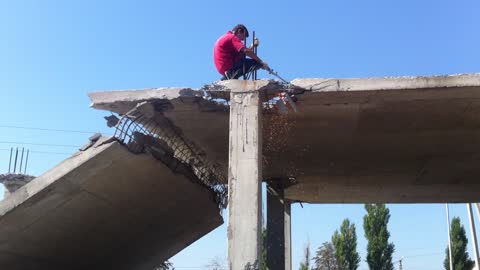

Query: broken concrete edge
[[88, 87, 207, 115], [89, 73, 480, 112], [88, 80, 299, 114], [0, 174, 35, 185], [0, 136, 114, 217], [0, 174, 36, 198], [291, 73, 480, 92], [88, 92, 230, 210]]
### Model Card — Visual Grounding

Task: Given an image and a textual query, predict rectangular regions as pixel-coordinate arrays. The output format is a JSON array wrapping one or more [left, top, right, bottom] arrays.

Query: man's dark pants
[[221, 58, 262, 80]]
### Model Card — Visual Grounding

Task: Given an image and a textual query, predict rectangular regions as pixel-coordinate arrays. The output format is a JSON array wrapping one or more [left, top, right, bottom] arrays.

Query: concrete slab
[[271, 74, 480, 203], [0, 138, 223, 270], [89, 73, 480, 203]]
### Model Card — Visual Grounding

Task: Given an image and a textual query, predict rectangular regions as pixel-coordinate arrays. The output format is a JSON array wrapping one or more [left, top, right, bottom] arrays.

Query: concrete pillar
[[285, 200, 292, 270], [266, 185, 292, 270], [267, 186, 285, 270], [228, 85, 263, 269]]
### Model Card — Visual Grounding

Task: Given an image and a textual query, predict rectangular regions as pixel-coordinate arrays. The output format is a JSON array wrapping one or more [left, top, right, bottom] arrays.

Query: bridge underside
[[0, 139, 223, 270], [90, 73, 480, 204]]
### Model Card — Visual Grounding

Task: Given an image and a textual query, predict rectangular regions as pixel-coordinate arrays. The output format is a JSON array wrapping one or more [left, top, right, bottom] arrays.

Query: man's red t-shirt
[[214, 31, 245, 75]]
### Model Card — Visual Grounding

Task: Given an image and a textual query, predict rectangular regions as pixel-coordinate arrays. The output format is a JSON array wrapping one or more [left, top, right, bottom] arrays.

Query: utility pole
[[467, 203, 480, 270], [394, 257, 403, 270]]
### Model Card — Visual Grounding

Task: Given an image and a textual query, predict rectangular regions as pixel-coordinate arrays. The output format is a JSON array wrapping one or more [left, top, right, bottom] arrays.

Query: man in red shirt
[[214, 24, 269, 80]]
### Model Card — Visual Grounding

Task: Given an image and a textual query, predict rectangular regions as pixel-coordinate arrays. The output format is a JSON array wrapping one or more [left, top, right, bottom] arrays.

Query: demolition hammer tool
[[264, 66, 289, 84]]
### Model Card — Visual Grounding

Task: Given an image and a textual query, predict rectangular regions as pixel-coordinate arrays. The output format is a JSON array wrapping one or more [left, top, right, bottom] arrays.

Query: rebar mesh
[[112, 102, 228, 210]]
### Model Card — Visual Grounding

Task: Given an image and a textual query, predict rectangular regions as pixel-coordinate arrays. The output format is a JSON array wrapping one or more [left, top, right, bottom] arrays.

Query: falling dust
[[263, 99, 307, 178]]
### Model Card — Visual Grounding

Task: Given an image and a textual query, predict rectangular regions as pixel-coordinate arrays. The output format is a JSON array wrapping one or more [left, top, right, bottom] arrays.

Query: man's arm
[[241, 47, 264, 65]]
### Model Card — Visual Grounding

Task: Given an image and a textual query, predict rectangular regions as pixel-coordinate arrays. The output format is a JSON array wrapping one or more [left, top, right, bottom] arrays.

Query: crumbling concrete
[[89, 88, 229, 208], [0, 137, 223, 270], [0, 174, 35, 198]]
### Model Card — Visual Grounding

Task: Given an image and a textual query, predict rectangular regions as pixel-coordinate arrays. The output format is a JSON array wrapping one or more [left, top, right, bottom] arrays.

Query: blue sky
[[0, 0, 479, 269]]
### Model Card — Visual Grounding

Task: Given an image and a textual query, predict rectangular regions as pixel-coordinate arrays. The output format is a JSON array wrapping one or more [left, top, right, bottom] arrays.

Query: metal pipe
[[19, 147, 24, 174], [475, 203, 480, 224], [13, 147, 18, 173], [24, 150, 29, 174], [8, 147, 12, 173], [252, 31, 257, 81], [467, 203, 480, 270], [243, 36, 247, 80], [446, 203, 454, 270]]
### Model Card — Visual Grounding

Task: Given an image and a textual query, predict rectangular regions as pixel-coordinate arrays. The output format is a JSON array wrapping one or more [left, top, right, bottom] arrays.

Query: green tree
[[444, 217, 474, 270], [313, 242, 339, 270], [205, 256, 226, 270], [155, 260, 174, 270], [363, 204, 395, 270], [332, 219, 360, 270]]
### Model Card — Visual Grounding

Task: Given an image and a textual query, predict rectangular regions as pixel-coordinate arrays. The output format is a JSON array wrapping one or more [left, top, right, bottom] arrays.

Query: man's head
[[232, 24, 249, 40]]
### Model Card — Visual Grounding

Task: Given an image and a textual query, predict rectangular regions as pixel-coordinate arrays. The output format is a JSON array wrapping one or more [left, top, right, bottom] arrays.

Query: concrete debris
[[79, 132, 102, 151], [104, 114, 120, 127], [0, 173, 35, 198]]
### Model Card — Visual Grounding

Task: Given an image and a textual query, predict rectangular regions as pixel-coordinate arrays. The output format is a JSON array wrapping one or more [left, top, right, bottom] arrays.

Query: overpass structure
[[0, 137, 223, 270], [1, 73, 479, 269]]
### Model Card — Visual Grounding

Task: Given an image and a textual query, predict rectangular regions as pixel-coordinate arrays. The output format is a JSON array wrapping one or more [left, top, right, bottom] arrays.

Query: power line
[[0, 141, 79, 148], [0, 124, 100, 134], [0, 148, 72, 155]]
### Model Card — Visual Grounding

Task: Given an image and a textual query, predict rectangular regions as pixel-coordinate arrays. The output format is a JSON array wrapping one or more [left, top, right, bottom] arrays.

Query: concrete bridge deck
[[90, 73, 480, 204], [2, 73, 478, 270], [0, 138, 222, 270]]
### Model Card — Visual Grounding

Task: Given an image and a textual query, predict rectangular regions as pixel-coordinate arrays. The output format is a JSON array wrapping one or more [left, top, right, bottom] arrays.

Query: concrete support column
[[228, 86, 262, 269], [285, 200, 292, 270], [267, 186, 285, 270], [266, 185, 292, 270]]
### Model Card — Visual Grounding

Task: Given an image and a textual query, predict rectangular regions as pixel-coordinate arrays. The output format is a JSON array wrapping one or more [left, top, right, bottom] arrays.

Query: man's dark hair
[[232, 24, 249, 38]]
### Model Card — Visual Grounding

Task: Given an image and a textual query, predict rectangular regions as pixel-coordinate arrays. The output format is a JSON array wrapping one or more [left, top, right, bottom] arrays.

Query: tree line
[[298, 204, 474, 270], [161, 204, 475, 270]]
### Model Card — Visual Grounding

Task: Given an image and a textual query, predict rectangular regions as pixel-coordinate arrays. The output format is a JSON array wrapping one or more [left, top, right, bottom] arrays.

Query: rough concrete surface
[[0, 174, 35, 198], [227, 86, 263, 269], [89, 74, 480, 203], [0, 137, 223, 270]]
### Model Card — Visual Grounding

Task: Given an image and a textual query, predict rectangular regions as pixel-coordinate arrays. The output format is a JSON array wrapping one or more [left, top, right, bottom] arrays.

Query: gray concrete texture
[[227, 87, 263, 269], [0, 174, 35, 198], [89, 73, 480, 203], [0, 137, 223, 270]]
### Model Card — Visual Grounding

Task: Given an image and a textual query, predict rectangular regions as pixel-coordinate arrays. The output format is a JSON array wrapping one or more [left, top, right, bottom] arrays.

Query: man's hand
[[262, 62, 271, 72]]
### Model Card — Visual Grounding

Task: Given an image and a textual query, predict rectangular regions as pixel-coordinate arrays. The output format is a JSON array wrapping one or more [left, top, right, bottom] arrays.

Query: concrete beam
[[227, 81, 264, 269], [291, 73, 480, 92], [285, 201, 292, 270]]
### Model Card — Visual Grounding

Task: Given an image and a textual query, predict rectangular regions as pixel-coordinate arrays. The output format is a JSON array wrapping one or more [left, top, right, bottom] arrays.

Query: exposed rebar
[[8, 147, 12, 173], [111, 103, 228, 210], [24, 150, 29, 174], [13, 147, 18, 173], [19, 147, 24, 174]]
